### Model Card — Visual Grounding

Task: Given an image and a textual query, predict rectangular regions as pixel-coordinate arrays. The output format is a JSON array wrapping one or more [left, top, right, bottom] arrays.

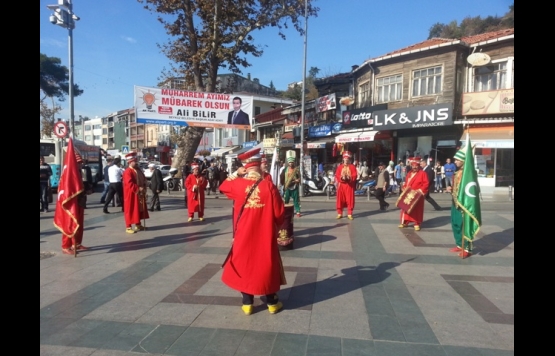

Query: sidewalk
[[40, 190, 514, 355]]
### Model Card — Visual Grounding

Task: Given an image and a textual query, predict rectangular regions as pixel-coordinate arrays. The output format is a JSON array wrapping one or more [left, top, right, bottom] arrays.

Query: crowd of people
[[45, 140, 477, 315]]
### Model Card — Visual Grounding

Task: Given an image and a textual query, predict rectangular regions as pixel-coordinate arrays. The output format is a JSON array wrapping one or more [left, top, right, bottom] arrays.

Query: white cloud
[[121, 35, 137, 44], [40, 38, 66, 48]]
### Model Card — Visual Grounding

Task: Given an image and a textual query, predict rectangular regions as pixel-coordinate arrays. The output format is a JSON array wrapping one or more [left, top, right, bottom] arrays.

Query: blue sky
[[40, 0, 513, 121]]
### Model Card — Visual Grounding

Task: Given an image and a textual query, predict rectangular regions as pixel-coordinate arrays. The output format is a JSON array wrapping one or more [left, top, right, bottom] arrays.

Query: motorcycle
[[302, 171, 336, 196], [163, 168, 182, 193], [355, 179, 377, 196]]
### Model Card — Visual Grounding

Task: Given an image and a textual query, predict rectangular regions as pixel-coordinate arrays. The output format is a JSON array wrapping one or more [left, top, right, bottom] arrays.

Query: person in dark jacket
[[148, 163, 164, 211], [420, 159, 441, 211], [81, 159, 94, 209]]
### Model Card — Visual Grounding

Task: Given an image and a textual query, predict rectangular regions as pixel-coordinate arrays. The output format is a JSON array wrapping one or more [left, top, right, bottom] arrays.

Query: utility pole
[[299, 0, 308, 196], [46, 0, 80, 139]]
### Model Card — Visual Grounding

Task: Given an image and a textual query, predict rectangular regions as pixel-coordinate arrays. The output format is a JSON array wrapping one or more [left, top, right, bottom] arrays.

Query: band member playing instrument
[[280, 150, 302, 217], [185, 163, 208, 222], [335, 151, 357, 219], [398, 157, 428, 231], [122, 152, 149, 234]]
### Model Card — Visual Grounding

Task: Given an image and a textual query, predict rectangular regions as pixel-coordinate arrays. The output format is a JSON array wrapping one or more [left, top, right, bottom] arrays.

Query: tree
[[269, 80, 276, 91], [40, 53, 83, 103], [40, 98, 62, 138], [139, 0, 319, 169]]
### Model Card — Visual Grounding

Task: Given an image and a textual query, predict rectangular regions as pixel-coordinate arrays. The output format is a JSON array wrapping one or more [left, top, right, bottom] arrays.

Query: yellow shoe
[[336, 214, 342, 219], [199, 217, 204, 221], [398, 224, 408, 228], [126, 228, 136, 234], [347, 215, 354, 220], [134, 225, 146, 231], [241, 304, 253, 316], [268, 301, 283, 314], [414, 225, 421, 231], [187, 217, 193, 222]]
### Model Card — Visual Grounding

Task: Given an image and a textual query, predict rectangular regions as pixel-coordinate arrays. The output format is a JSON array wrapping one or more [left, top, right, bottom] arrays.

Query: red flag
[[53, 138, 84, 237]]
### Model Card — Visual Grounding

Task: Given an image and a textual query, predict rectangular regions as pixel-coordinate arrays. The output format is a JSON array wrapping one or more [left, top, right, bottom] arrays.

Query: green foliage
[[427, 3, 514, 39], [40, 53, 83, 102]]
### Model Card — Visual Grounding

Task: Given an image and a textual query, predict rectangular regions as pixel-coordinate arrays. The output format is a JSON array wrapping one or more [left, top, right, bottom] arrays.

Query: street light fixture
[[46, 0, 79, 139]]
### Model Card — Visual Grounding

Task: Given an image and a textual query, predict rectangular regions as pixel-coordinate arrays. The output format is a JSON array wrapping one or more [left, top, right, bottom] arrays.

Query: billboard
[[134, 85, 253, 129]]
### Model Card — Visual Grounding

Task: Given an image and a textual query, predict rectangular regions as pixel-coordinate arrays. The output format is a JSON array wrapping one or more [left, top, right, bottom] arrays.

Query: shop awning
[[210, 146, 239, 157], [335, 131, 379, 143], [460, 126, 514, 148]]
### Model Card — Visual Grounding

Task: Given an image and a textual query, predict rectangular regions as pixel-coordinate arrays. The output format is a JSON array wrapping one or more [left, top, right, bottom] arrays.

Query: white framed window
[[358, 81, 370, 104], [412, 66, 442, 97], [471, 58, 514, 92], [377, 74, 402, 103], [85, 135, 92, 141]]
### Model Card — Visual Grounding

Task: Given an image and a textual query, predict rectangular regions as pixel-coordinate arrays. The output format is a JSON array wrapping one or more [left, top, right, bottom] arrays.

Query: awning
[[210, 146, 239, 157], [227, 143, 263, 158], [335, 131, 379, 143], [460, 126, 514, 148]]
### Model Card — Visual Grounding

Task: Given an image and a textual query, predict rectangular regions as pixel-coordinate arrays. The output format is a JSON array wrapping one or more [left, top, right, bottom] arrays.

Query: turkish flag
[[53, 138, 84, 238]]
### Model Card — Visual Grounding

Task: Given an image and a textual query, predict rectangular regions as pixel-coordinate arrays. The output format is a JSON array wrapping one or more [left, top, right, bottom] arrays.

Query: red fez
[[238, 147, 262, 169], [409, 156, 421, 166], [125, 152, 137, 162], [191, 163, 199, 170], [342, 151, 352, 159]]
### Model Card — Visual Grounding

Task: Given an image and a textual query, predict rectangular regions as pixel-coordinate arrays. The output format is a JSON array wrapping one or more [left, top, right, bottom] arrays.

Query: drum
[[277, 204, 294, 250]]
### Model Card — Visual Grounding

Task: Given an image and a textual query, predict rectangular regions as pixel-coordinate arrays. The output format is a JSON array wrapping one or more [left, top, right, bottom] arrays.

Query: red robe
[[263, 171, 273, 183], [335, 163, 357, 215], [185, 173, 208, 218], [400, 168, 429, 226], [123, 166, 149, 228], [219, 173, 286, 296]]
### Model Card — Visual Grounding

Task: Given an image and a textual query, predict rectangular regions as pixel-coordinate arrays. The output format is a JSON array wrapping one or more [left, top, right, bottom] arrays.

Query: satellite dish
[[339, 96, 354, 106], [467, 52, 491, 66]]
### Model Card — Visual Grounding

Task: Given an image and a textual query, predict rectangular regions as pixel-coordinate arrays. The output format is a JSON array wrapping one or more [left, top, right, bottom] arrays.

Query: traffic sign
[[53, 121, 68, 138], [121, 145, 130, 154]]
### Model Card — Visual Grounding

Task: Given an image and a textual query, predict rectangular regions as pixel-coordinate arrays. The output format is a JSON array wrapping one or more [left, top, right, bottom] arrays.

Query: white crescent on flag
[[464, 182, 478, 198]]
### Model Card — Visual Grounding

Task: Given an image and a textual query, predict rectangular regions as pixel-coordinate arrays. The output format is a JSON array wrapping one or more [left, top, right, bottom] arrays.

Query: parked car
[[158, 165, 171, 176]]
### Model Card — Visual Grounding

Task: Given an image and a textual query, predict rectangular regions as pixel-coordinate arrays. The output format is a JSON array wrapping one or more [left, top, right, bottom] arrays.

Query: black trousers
[[104, 182, 123, 210], [375, 188, 389, 210], [149, 190, 160, 210], [40, 182, 49, 211], [241, 292, 279, 305], [424, 191, 441, 210]]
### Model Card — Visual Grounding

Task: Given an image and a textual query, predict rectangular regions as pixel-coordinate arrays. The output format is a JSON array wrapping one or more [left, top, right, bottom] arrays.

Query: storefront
[[460, 125, 514, 187]]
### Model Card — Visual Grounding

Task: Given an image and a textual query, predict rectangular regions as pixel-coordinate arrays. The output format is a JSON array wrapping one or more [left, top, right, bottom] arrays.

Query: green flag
[[455, 134, 482, 245]]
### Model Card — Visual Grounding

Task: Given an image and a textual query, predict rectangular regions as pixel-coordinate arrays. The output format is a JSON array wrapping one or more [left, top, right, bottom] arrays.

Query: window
[[93, 124, 102, 130], [84, 125, 91, 131], [412, 66, 442, 97], [377, 75, 402, 103], [472, 59, 513, 92], [358, 82, 370, 104], [94, 135, 101, 140], [85, 135, 92, 141], [102, 128, 107, 134], [255, 106, 261, 116]]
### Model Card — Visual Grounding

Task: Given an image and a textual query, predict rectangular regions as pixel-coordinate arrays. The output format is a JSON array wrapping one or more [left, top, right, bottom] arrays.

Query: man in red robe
[[398, 157, 429, 231], [54, 139, 88, 255], [122, 152, 149, 234], [335, 151, 358, 219], [219, 147, 286, 316], [185, 163, 208, 222]]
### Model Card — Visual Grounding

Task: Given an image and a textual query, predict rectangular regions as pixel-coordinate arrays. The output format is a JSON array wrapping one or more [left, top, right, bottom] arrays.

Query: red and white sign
[[53, 121, 68, 138]]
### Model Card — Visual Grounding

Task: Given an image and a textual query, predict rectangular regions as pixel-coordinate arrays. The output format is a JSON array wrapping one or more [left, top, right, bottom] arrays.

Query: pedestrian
[[374, 162, 390, 211], [100, 156, 113, 204], [185, 162, 208, 222], [393, 160, 405, 194], [397, 157, 429, 231], [420, 159, 442, 210], [385, 161, 396, 196], [206, 161, 220, 195], [122, 152, 149, 234], [54, 140, 88, 255], [434, 160, 444, 193], [446, 145, 482, 258], [148, 163, 163, 211], [40, 155, 53, 213], [80, 159, 94, 209], [219, 146, 286, 315], [444, 158, 456, 192], [335, 151, 357, 219], [103, 156, 124, 214], [281, 150, 302, 217]]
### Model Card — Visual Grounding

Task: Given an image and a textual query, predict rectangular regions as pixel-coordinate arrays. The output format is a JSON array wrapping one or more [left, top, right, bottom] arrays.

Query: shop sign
[[315, 93, 337, 113], [341, 104, 387, 129], [280, 138, 294, 147], [332, 123, 342, 133], [284, 124, 297, 132], [243, 140, 259, 148], [263, 138, 277, 148], [308, 124, 332, 138], [373, 103, 453, 130], [462, 88, 514, 115], [307, 142, 327, 149]]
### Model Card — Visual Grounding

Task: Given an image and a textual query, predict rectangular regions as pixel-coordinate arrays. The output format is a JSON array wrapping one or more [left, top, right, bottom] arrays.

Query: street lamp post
[[46, 0, 79, 139], [299, 0, 308, 196]]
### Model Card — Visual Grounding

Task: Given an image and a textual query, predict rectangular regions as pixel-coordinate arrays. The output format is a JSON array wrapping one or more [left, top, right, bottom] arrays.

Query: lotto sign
[[54, 121, 68, 138]]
